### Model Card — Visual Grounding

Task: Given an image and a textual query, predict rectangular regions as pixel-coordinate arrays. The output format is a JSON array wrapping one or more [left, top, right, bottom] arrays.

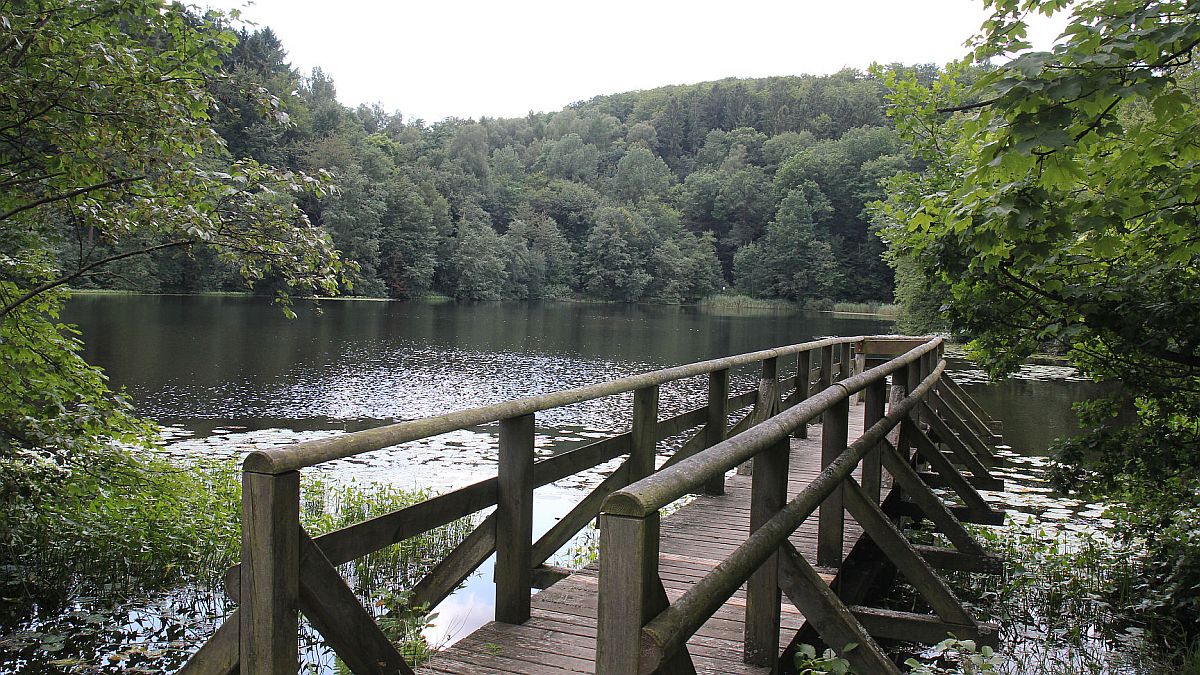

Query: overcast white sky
[[203, 0, 1070, 123]]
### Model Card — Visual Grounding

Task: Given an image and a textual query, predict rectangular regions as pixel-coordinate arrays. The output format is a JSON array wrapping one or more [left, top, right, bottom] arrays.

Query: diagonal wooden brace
[[411, 512, 497, 609], [777, 542, 899, 674], [298, 532, 414, 675], [842, 478, 976, 627], [906, 420, 1001, 518], [880, 439, 986, 556], [921, 402, 996, 481], [177, 608, 239, 675], [931, 389, 998, 465]]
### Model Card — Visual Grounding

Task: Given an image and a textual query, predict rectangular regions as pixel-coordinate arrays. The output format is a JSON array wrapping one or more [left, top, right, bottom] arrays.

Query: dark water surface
[[14, 295, 1110, 672]]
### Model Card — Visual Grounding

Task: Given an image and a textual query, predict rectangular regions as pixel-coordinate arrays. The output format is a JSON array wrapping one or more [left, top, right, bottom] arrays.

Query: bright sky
[[204, 0, 1070, 123]]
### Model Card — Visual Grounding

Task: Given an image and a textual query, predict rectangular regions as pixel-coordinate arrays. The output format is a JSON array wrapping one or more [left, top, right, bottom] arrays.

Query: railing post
[[745, 435, 790, 665], [631, 385, 659, 481], [598, 387, 659, 673], [740, 357, 779, 476], [819, 345, 833, 392], [704, 370, 729, 495], [496, 413, 535, 624], [863, 378, 887, 503], [597, 511, 660, 674], [817, 397, 850, 567], [240, 469, 300, 675], [793, 349, 812, 439]]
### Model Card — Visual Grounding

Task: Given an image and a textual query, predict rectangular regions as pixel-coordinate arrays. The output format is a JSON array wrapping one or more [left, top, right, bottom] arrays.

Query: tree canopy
[[877, 0, 1200, 629], [1, 2, 344, 484]]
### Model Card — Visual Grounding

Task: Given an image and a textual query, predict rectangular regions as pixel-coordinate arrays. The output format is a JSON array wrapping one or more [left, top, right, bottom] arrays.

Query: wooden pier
[[418, 418, 866, 674], [181, 336, 1009, 674]]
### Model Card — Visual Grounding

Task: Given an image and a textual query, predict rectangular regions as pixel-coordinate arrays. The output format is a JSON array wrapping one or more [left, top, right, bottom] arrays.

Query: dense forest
[[76, 26, 928, 304]]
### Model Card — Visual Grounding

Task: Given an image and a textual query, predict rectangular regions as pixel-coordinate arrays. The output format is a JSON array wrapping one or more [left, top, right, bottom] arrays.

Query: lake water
[[2, 294, 1109, 672]]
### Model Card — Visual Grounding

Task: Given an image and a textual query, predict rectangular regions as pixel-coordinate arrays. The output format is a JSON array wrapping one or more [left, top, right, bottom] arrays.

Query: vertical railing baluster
[[240, 469, 300, 675], [704, 370, 729, 495], [740, 358, 779, 476], [794, 349, 813, 439], [631, 385, 659, 481], [863, 378, 887, 503], [819, 344, 833, 392], [597, 511, 660, 674], [817, 397, 850, 567], [745, 435, 790, 665], [597, 385, 661, 674], [496, 413, 535, 624]]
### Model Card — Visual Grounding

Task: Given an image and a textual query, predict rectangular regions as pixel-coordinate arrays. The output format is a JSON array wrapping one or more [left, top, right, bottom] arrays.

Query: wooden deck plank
[[417, 410, 878, 674]]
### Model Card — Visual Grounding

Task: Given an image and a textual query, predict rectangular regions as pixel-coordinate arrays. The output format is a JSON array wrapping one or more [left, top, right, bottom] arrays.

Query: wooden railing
[[594, 338, 1006, 674], [181, 336, 865, 674]]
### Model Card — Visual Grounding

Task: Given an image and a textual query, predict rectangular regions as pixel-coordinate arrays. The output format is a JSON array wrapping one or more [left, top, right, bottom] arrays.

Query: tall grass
[[697, 293, 796, 311], [829, 301, 900, 317], [894, 518, 1193, 674], [0, 456, 473, 672]]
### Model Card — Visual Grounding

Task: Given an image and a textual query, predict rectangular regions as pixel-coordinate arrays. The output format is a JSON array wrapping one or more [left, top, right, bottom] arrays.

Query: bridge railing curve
[[182, 335, 872, 674], [595, 337, 1005, 674]]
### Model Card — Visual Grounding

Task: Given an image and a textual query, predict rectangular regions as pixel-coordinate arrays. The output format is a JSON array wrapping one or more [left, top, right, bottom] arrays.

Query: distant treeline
[[75, 27, 936, 304]]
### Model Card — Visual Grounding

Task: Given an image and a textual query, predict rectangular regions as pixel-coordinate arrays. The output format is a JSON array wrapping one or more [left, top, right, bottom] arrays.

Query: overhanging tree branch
[[0, 240, 191, 320], [0, 175, 144, 222]]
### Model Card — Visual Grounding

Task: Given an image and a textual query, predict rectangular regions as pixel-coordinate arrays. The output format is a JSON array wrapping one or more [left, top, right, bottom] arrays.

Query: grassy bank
[[0, 453, 472, 671], [829, 301, 900, 317]]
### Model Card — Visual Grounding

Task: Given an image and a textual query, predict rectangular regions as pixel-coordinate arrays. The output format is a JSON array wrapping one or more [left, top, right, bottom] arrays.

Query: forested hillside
[[79, 27, 927, 304]]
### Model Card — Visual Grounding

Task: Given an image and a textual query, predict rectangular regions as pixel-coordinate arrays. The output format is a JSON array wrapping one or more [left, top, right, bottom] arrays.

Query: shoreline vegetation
[[65, 287, 903, 318]]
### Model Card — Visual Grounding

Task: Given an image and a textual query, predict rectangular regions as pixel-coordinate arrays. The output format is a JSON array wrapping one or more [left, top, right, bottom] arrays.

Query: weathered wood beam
[[907, 421, 998, 516], [298, 533, 413, 675], [847, 606, 1000, 647], [912, 545, 1004, 574], [922, 401, 997, 479], [745, 436, 789, 666], [496, 413, 535, 624], [529, 563, 573, 590], [530, 460, 630, 566], [889, 501, 1007, 526], [918, 470, 1004, 492], [177, 609, 239, 675], [817, 398, 850, 567], [411, 512, 497, 609], [842, 479, 975, 626], [880, 439, 986, 556], [703, 368, 730, 495], [240, 470, 299, 675], [777, 543, 899, 674]]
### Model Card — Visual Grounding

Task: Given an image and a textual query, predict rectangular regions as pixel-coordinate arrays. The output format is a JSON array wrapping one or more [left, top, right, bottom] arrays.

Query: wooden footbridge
[[181, 335, 1010, 674]]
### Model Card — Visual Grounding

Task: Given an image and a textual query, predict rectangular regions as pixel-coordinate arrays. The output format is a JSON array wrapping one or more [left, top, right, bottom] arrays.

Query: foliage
[[0, 457, 242, 618], [0, 0, 347, 503], [906, 637, 1000, 675], [876, 0, 1200, 632], [792, 642, 856, 674], [32, 14, 915, 305]]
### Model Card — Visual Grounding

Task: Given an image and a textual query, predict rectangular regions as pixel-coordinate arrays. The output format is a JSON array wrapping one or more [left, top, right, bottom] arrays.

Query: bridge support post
[[745, 435, 790, 665], [597, 511, 661, 674], [704, 370, 729, 495], [818, 397, 850, 567], [862, 378, 887, 503], [793, 349, 812, 439], [496, 413, 535, 624], [240, 469, 300, 675]]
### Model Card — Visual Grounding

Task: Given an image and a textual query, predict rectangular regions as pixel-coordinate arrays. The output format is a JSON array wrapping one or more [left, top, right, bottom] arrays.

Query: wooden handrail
[[244, 336, 864, 474], [601, 338, 943, 518], [186, 334, 960, 675], [629, 359, 946, 671]]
